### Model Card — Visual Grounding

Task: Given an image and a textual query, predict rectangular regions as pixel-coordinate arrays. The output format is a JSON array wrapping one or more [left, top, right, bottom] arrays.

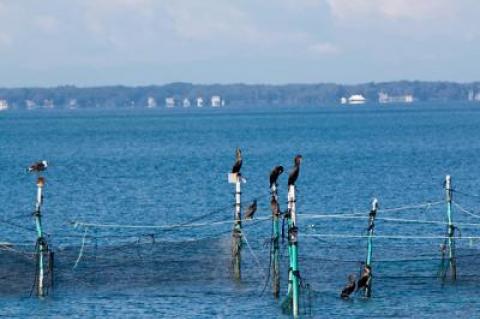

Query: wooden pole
[[445, 175, 456, 280], [271, 183, 281, 298], [33, 177, 47, 297], [288, 184, 300, 317], [232, 173, 242, 280], [365, 198, 378, 298]]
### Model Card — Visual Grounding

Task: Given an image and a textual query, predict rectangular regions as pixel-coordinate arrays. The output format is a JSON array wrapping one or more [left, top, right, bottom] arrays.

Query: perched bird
[[356, 265, 372, 291], [244, 200, 257, 219], [27, 160, 48, 173], [231, 148, 242, 174], [269, 165, 284, 188], [287, 155, 302, 186], [340, 274, 356, 299]]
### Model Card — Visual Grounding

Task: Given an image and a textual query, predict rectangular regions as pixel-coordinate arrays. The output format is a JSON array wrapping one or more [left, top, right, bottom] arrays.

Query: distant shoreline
[[0, 81, 479, 110]]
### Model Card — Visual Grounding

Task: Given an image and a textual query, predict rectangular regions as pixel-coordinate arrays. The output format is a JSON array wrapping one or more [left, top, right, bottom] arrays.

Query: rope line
[[453, 202, 480, 219], [73, 228, 88, 269], [302, 234, 480, 240], [72, 216, 271, 230]]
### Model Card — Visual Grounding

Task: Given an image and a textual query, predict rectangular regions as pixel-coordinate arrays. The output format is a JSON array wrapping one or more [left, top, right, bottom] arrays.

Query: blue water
[[1, 104, 480, 317]]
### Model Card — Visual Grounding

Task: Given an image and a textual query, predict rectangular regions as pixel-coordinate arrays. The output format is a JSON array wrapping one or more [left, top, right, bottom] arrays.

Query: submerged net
[[2, 193, 480, 318]]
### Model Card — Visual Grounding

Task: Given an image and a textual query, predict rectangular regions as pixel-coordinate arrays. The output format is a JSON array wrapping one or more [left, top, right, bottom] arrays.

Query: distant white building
[[196, 97, 204, 107], [147, 97, 157, 108], [379, 92, 414, 104], [348, 94, 366, 105], [340, 97, 347, 104], [475, 92, 480, 102], [0, 99, 8, 111], [25, 99, 36, 110], [468, 90, 474, 102], [165, 97, 175, 108], [183, 98, 191, 108], [68, 99, 78, 109], [211, 95, 221, 107], [44, 99, 54, 109]]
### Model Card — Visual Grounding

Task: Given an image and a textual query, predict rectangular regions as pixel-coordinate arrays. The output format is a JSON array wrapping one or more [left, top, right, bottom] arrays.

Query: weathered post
[[229, 172, 242, 280], [445, 175, 456, 280], [363, 198, 378, 298], [288, 184, 300, 317], [271, 183, 281, 298], [33, 177, 49, 297]]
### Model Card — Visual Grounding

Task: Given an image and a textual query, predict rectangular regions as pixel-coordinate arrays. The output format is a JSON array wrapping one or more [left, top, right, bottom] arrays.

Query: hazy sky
[[0, 0, 479, 87]]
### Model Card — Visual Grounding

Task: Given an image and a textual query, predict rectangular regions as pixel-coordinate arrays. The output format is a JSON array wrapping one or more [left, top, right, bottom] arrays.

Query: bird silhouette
[[340, 274, 356, 299], [287, 155, 302, 186], [27, 160, 48, 173], [231, 148, 242, 174], [269, 165, 284, 188], [244, 200, 257, 219], [356, 265, 371, 291]]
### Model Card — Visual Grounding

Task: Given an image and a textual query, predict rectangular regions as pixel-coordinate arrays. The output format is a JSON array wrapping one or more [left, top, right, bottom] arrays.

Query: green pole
[[271, 184, 281, 299], [445, 175, 456, 280], [365, 198, 378, 298], [33, 177, 46, 297], [232, 174, 242, 280], [288, 185, 300, 317]]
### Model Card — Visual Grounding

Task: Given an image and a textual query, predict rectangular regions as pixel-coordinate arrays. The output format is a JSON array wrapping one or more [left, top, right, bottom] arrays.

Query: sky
[[0, 0, 479, 87]]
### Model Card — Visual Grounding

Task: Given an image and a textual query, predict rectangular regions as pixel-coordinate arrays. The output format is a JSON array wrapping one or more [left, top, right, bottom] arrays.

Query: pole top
[[445, 175, 451, 188], [371, 198, 379, 211], [36, 177, 45, 188]]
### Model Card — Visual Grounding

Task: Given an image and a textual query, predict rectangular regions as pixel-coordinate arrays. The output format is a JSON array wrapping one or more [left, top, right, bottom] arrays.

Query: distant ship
[[348, 95, 366, 105]]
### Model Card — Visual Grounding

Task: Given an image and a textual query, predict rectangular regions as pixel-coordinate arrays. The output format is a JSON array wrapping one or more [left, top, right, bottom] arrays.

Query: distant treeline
[[1, 81, 479, 109]]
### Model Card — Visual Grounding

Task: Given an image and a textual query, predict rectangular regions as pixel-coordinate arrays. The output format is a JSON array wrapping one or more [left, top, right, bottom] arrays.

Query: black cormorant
[[231, 148, 242, 174], [356, 265, 371, 291], [287, 155, 302, 186], [27, 160, 48, 173], [244, 200, 257, 219], [340, 274, 356, 299], [269, 165, 284, 188]]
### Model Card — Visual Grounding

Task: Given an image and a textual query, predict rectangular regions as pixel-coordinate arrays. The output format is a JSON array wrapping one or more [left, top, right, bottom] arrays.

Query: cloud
[[325, 0, 455, 21], [309, 42, 341, 55], [34, 15, 58, 33]]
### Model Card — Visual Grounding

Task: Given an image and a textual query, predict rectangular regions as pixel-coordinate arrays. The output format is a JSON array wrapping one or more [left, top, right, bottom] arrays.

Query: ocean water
[[1, 103, 480, 317]]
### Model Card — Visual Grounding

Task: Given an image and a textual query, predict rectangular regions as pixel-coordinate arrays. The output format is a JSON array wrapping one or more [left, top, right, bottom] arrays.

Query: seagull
[[269, 165, 284, 188], [287, 155, 302, 186], [27, 160, 48, 173], [231, 148, 242, 174], [340, 274, 356, 299], [356, 265, 371, 292], [244, 200, 257, 219]]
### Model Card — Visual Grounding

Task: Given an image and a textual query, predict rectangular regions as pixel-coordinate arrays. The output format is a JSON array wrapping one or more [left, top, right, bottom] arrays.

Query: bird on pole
[[27, 160, 48, 173], [231, 148, 242, 175], [287, 155, 302, 186], [340, 274, 356, 299], [269, 165, 284, 188]]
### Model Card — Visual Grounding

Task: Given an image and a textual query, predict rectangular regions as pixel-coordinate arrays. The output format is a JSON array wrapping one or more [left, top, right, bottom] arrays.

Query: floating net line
[[2, 195, 480, 306]]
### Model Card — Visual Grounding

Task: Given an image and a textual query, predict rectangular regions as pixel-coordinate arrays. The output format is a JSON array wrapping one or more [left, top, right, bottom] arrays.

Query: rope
[[242, 229, 267, 278], [453, 202, 480, 219], [72, 216, 271, 230], [73, 227, 88, 269], [377, 201, 443, 213], [297, 201, 443, 220], [302, 234, 480, 240]]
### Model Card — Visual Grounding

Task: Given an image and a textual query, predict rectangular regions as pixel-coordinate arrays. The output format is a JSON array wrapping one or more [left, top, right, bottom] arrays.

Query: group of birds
[[232, 148, 371, 300], [231, 148, 302, 220], [340, 265, 372, 299]]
